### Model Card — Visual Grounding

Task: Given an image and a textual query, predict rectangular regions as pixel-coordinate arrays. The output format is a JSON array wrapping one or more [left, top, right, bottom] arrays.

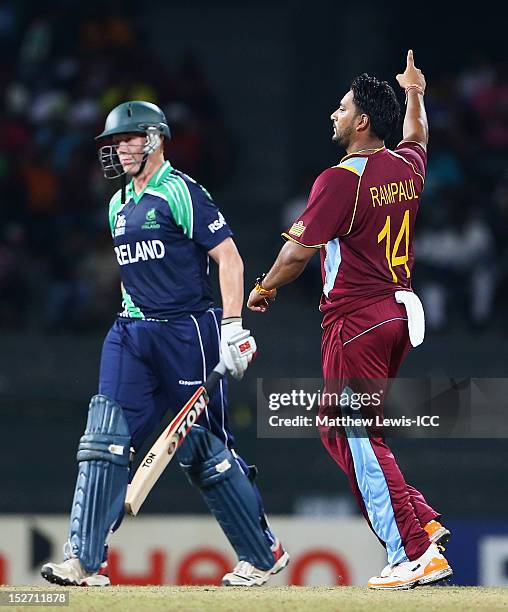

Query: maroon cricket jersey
[[282, 142, 426, 328]]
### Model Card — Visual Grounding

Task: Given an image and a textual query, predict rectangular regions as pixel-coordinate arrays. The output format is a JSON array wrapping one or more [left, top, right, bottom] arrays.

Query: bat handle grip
[[204, 360, 227, 393]]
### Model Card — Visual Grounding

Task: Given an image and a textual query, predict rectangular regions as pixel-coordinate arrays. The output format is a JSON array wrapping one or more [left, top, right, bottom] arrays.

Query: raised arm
[[396, 50, 428, 148]]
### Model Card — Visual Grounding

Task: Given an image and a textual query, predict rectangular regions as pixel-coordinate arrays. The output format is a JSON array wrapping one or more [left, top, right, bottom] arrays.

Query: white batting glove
[[220, 317, 257, 380]]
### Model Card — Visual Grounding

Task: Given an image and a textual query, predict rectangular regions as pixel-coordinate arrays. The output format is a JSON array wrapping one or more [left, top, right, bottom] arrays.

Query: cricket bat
[[125, 360, 227, 516]]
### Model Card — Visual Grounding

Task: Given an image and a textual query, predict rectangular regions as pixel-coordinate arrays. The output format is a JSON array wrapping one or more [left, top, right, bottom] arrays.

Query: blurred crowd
[[0, 3, 506, 334], [413, 58, 507, 331], [0, 3, 234, 330], [282, 57, 508, 332]]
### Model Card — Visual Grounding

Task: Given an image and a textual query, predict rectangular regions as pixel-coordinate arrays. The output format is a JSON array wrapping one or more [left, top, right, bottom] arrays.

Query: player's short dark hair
[[351, 73, 400, 140]]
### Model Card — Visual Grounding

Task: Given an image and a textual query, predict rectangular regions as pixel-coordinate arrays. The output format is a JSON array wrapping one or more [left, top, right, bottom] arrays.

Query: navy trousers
[[99, 308, 233, 452]]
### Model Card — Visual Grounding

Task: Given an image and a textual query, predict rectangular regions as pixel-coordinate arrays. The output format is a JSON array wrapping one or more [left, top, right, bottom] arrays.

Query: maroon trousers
[[319, 296, 440, 563]]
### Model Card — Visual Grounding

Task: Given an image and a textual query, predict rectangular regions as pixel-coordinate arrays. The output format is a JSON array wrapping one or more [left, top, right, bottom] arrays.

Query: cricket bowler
[[41, 101, 289, 587], [248, 51, 453, 589]]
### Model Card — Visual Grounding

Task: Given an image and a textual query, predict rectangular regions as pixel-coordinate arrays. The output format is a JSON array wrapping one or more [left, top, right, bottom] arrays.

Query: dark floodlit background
[[0, 0, 506, 586]]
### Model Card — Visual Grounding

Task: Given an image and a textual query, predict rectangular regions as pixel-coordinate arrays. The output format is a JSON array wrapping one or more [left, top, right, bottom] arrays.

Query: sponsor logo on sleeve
[[208, 212, 226, 234], [289, 220, 306, 237]]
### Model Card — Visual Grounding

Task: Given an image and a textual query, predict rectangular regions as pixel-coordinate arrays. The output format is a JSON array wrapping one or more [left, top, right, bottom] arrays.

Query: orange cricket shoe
[[424, 519, 451, 549], [368, 543, 452, 590]]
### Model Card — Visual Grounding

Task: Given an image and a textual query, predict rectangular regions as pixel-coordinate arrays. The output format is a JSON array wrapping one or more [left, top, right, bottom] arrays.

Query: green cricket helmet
[[96, 101, 171, 179], [96, 101, 171, 140]]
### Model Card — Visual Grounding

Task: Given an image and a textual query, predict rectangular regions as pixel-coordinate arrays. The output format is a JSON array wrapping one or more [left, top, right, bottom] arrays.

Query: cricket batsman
[[248, 51, 453, 589], [41, 100, 289, 587]]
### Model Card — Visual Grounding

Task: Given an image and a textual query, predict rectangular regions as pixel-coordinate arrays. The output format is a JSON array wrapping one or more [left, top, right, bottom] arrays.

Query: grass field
[[1, 586, 507, 612]]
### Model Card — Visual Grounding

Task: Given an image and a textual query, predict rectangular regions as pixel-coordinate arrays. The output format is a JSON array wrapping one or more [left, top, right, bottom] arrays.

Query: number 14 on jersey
[[377, 210, 410, 283]]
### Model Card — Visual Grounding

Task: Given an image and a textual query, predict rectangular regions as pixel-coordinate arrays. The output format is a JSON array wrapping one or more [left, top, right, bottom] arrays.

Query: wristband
[[255, 274, 277, 298], [405, 84, 425, 102]]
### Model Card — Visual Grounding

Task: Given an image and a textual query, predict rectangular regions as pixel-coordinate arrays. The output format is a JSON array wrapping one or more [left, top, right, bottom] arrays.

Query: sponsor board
[[445, 519, 508, 586], [1, 517, 506, 586], [0, 516, 382, 586]]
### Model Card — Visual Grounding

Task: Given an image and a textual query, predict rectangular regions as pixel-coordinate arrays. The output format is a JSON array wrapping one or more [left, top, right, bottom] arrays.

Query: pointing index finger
[[407, 49, 414, 66]]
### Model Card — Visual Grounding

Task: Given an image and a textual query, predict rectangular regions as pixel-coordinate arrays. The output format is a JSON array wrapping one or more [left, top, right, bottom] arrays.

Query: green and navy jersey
[[108, 160, 233, 320]]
